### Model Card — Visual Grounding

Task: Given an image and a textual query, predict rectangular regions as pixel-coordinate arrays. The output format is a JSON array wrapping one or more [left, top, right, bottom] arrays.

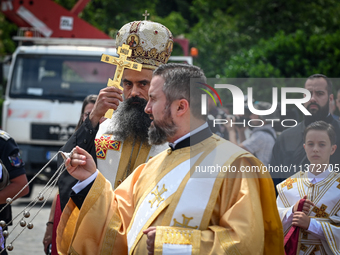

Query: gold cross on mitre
[[142, 10, 149, 20], [100, 44, 142, 118]]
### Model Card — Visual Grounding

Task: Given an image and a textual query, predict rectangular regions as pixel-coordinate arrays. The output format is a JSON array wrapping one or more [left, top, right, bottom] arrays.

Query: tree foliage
[[0, 12, 17, 56], [188, 0, 340, 78], [225, 30, 340, 79], [2, 0, 340, 89]]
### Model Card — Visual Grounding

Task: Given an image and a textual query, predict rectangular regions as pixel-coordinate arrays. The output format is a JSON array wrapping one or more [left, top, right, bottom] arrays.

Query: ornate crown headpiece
[[116, 14, 173, 70]]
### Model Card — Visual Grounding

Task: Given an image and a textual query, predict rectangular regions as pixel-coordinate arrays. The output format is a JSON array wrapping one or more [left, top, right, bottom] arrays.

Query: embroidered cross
[[300, 244, 308, 252], [173, 214, 198, 229], [95, 134, 121, 159], [281, 178, 297, 190], [142, 10, 149, 20], [301, 229, 308, 239], [149, 184, 167, 208], [311, 245, 320, 255], [336, 178, 340, 189], [312, 204, 329, 218], [100, 44, 142, 118]]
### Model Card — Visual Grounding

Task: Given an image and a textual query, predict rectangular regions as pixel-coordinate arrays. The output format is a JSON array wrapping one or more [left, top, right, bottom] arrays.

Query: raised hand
[[293, 195, 315, 214], [65, 146, 97, 181], [89, 86, 123, 127]]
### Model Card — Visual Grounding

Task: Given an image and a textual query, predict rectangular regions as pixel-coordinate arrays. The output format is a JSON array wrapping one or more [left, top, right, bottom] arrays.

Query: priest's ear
[[174, 99, 189, 117]]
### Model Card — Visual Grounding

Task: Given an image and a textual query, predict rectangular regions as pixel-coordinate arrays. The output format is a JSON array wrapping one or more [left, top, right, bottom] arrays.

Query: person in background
[[329, 95, 339, 120], [75, 95, 99, 131], [335, 88, 340, 119], [0, 130, 29, 254], [277, 121, 340, 254], [206, 93, 229, 139], [42, 94, 98, 255], [270, 74, 340, 190], [228, 101, 277, 166]]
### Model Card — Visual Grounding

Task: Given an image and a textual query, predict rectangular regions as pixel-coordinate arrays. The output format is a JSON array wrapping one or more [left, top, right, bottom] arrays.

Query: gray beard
[[105, 97, 151, 144]]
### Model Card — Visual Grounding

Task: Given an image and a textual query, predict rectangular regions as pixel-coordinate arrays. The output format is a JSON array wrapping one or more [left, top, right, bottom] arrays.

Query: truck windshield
[[9, 54, 116, 101]]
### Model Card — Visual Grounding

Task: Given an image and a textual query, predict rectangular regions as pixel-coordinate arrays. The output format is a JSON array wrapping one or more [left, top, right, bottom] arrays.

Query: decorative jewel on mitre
[[116, 20, 173, 70]]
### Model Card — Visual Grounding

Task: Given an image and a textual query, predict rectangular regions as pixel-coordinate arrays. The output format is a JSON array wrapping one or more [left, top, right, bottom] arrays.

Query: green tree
[[188, 0, 340, 77], [225, 30, 340, 78], [222, 30, 340, 101], [0, 12, 17, 55]]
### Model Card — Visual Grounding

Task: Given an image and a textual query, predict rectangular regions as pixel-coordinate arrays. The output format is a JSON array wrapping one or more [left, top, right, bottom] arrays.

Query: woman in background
[[42, 94, 98, 255]]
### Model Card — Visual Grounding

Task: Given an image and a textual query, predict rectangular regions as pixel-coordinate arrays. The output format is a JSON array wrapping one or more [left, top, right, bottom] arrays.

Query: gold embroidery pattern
[[148, 48, 158, 58], [135, 46, 144, 56], [281, 178, 297, 190], [154, 226, 201, 255], [95, 135, 121, 159], [321, 221, 338, 253], [311, 245, 320, 255], [173, 214, 198, 229], [100, 210, 121, 254], [163, 229, 194, 245], [131, 47, 171, 67], [149, 184, 167, 208], [301, 229, 308, 239], [78, 173, 106, 224], [312, 204, 329, 218], [300, 244, 308, 252], [336, 178, 340, 189], [209, 226, 241, 255]]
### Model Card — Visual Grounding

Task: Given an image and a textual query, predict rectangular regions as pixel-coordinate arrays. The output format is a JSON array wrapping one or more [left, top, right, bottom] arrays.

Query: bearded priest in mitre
[[57, 64, 284, 255], [57, 18, 174, 210], [45, 18, 173, 255]]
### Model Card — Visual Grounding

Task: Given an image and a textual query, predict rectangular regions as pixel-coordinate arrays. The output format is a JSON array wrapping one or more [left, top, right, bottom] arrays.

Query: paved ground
[[6, 184, 57, 255]]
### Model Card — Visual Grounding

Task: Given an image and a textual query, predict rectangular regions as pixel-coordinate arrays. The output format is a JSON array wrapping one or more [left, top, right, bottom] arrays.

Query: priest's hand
[[292, 211, 311, 229], [293, 195, 314, 214], [89, 86, 123, 128], [65, 146, 97, 182], [143, 227, 156, 255]]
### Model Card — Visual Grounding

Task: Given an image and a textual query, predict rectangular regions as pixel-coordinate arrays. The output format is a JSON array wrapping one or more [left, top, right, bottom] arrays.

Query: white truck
[[2, 39, 118, 190], [1, 38, 192, 193]]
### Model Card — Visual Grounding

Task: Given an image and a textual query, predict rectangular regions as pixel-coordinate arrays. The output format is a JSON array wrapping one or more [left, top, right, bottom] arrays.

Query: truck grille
[[31, 124, 76, 141]]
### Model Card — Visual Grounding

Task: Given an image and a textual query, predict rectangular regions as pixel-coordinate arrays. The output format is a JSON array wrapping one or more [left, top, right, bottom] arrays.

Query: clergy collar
[[168, 122, 212, 150], [307, 166, 331, 184]]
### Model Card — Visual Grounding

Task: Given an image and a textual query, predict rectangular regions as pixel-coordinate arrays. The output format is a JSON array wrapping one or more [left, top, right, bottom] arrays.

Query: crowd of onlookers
[[208, 75, 340, 179]]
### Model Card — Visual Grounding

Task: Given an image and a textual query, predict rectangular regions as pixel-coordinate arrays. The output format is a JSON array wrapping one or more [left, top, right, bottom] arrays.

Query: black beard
[[305, 100, 330, 125], [148, 109, 177, 145], [108, 96, 151, 143]]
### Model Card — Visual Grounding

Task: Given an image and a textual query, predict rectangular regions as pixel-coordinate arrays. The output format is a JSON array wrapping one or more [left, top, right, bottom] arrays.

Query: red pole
[[70, 0, 91, 16]]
